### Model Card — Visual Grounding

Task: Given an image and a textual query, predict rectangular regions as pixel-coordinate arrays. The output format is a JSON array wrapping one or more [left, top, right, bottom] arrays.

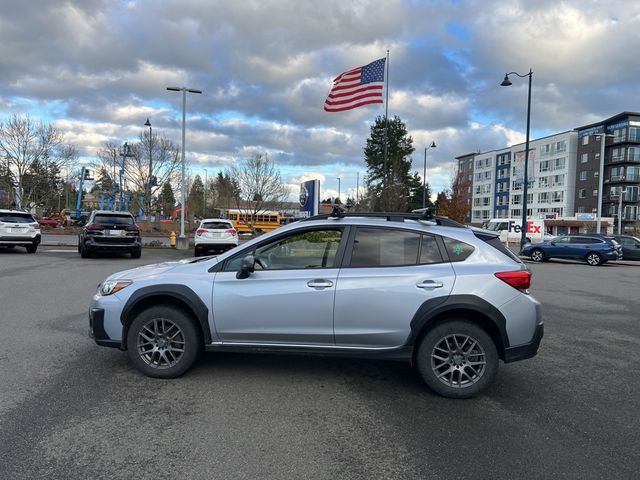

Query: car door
[[620, 236, 640, 260], [212, 226, 346, 345], [546, 236, 571, 258], [333, 227, 455, 348]]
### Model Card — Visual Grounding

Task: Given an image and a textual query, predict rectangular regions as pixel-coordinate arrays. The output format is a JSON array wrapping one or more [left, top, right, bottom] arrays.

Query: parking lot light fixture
[[166, 86, 202, 248], [501, 69, 533, 252]]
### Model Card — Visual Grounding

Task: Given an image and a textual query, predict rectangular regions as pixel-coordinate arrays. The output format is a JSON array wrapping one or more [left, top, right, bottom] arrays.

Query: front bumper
[[503, 321, 544, 363], [89, 308, 121, 348]]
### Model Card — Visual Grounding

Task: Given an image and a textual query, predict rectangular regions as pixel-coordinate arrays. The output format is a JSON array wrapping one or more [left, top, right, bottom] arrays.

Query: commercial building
[[575, 112, 640, 234], [459, 111, 640, 234]]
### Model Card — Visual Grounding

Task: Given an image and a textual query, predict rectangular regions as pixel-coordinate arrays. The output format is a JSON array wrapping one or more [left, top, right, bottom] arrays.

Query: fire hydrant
[[169, 231, 177, 248]]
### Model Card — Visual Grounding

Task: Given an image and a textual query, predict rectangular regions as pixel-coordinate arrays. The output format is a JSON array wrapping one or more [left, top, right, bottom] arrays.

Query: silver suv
[[0, 209, 41, 253], [89, 211, 543, 398]]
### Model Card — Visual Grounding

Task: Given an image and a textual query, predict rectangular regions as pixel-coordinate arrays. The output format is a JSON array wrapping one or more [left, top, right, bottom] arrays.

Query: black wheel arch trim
[[120, 284, 211, 348], [407, 294, 510, 351]]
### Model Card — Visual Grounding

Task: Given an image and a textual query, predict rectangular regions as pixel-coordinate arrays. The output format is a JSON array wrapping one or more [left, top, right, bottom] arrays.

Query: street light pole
[[501, 69, 533, 252], [337, 177, 341, 204], [203, 169, 208, 218], [144, 118, 152, 220], [423, 141, 436, 209], [167, 86, 202, 249]]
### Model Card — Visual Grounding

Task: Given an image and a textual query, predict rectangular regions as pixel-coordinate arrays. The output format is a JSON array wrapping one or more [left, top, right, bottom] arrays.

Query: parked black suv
[[78, 210, 142, 258]]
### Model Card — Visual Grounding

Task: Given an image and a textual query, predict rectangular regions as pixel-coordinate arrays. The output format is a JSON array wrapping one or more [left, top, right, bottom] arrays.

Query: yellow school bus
[[225, 209, 281, 234]]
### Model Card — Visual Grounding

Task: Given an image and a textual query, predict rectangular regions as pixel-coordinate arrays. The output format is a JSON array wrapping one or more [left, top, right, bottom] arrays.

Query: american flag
[[324, 58, 386, 112]]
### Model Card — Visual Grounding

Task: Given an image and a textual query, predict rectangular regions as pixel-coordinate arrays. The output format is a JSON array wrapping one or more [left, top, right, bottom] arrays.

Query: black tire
[[530, 248, 545, 262], [80, 243, 90, 258], [416, 319, 498, 399], [77, 241, 81, 253], [194, 249, 201, 257], [26, 244, 37, 254], [585, 251, 602, 266], [126, 305, 202, 378], [130, 249, 142, 259]]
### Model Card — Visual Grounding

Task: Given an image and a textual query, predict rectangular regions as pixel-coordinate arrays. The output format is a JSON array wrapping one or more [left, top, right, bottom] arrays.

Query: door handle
[[307, 279, 334, 289], [416, 280, 444, 289]]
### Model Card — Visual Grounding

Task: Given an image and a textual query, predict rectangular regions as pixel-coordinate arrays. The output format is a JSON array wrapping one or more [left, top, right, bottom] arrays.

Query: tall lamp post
[[336, 177, 341, 204], [202, 169, 208, 218], [422, 141, 437, 209], [144, 118, 152, 220], [501, 69, 533, 252], [167, 86, 202, 249]]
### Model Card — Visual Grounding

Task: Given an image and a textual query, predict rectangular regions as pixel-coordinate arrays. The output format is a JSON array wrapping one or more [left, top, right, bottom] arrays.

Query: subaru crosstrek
[[89, 211, 543, 399]]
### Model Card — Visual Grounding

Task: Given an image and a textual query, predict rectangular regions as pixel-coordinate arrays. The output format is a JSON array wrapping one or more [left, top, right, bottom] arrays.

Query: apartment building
[[575, 112, 640, 233], [469, 131, 578, 224]]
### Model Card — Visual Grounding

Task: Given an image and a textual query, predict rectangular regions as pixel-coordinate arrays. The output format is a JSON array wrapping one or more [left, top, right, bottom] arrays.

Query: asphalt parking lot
[[0, 247, 639, 479]]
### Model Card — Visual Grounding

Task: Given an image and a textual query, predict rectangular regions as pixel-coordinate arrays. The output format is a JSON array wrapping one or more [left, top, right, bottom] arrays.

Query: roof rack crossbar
[[300, 210, 466, 228]]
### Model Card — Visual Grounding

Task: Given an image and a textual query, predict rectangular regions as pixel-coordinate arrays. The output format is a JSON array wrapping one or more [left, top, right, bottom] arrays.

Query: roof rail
[[300, 209, 467, 228]]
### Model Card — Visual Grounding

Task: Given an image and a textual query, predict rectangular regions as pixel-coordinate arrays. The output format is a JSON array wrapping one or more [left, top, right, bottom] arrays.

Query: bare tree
[[227, 153, 289, 233], [93, 133, 181, 215]]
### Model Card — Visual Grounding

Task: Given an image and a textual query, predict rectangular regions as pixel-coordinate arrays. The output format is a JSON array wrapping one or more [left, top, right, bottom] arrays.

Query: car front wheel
[[126, 305, 202, 378], [416, 319, 498, 399], [586, 252, 602, 266]]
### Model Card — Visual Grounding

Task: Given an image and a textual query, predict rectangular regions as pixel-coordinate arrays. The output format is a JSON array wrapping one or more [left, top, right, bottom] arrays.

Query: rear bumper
[[503, 321, 544, 363], [84, 238, 141, 252], [89, 308, 121, 348], [0, 234, 41, 246]]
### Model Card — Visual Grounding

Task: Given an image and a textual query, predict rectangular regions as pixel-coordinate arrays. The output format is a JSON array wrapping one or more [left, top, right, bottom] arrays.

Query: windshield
[[0, 212, 36, 223], [94, 214, 134, 225]]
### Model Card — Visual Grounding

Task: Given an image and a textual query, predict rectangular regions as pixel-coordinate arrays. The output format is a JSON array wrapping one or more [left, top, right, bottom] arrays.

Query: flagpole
[[383, 49, 389, 210]]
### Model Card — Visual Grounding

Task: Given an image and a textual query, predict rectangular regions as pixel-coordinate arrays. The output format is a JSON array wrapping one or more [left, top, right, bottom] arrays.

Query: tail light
[[495, 270, 531, 292], [225, 229, 237, 236], [125, 226, 139, 232], [86, 223, 104, 232], [196, 228, 207, 235]]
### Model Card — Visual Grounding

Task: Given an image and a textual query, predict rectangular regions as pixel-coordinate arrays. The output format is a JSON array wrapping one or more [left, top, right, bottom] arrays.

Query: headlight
[[99, 279, 132, 296]]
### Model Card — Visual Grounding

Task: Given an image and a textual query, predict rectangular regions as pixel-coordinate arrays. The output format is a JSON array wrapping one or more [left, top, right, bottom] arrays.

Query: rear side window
[[94, 214, 134, 225], [202, 221, 232, 229], [350, 228, 421, 267], [442, 237, 475, 262], [0, 212, 35, 223], [419, 235, 444, 264], [473, 232, 522, 263]]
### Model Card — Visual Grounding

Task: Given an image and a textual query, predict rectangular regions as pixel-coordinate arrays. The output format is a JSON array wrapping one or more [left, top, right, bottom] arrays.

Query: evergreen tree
[[157, 182, 176, 217], [364, 115, 416, 212], [188, 175, 205, 218]]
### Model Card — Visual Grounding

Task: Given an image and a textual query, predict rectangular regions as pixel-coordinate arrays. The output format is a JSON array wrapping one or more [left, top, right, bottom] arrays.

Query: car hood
[[106, 256, 219, 281]]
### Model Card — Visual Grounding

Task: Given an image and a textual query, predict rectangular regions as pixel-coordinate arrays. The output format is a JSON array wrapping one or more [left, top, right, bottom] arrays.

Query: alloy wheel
[[137, 318, 185, 369], [431, 334, 487, 388]]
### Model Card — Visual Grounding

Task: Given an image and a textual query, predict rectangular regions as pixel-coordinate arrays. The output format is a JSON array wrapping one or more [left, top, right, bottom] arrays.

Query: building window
[[579, 171, 587, 181], [554, 157, 566, 170], [581, 153, 588, 163], [629, 127, 640, 142], [629, 147, 640, 162], [612, 127, 627, 143], [539, 160, 550, 172], [512, 194, 521, 205], [552, 175, 565, 186], [552, 191, 563, 203], [593, 189, 598, 197], [538, 192, 549, 203], [612, 147, 624, 162], [579, 189, 586, 198], [582, 136, 589, 145], [556, 141, 567, 153], [538, 176, 549, 188], [576, 206, 585, 213], [540, 144, 551, 156]]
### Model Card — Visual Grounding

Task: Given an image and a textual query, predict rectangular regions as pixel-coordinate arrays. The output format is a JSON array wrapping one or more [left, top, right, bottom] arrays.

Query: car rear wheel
[[416, 319, 498, 399], [26, 244, 37, 254], [126, 305, 202, 378], [130, 249, 141, 259], [80, 243, 90, 258], [530, 248, 545, 262], [586, 252, 602, 266]]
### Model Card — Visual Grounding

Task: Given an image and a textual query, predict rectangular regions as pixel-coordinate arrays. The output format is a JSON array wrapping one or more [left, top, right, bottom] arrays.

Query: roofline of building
[[455, 152, 478, 160], [474, 130, 576, 157], [574, 111, 640, 131]]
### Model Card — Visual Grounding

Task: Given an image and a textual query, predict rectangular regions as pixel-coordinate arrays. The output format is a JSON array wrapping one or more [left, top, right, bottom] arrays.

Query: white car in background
[[194, 218, 238, 256], [0, 209, 41, 253]]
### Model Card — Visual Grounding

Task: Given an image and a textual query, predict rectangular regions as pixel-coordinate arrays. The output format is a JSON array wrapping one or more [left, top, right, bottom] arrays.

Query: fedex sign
[[508, 220, 542, 234]]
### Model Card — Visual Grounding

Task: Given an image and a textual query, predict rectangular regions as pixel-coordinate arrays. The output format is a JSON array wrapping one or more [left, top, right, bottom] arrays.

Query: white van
[[482, 218, 549, 244]]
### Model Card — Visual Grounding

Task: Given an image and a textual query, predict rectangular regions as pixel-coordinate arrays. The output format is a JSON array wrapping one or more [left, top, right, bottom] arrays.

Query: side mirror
[[236, 254, 255, 279], [550, 242, 555, 246]]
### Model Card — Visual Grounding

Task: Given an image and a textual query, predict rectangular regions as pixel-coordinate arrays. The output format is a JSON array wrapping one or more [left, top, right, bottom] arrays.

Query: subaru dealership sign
[[299, 180, 320, 216]]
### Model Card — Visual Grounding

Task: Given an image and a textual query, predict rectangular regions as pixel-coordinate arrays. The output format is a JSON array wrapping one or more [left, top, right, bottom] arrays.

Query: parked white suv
[[0, 209, 41, 253], [194, 218, 238, 256]]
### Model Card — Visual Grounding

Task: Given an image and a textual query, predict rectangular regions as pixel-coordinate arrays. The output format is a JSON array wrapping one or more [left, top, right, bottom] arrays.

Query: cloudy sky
[[1, 0, 639, 201]]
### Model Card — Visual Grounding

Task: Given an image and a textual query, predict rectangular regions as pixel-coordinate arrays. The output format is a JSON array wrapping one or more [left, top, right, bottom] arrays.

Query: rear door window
[[349, 228, 421, 267], [442, 237, 475, 262]]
